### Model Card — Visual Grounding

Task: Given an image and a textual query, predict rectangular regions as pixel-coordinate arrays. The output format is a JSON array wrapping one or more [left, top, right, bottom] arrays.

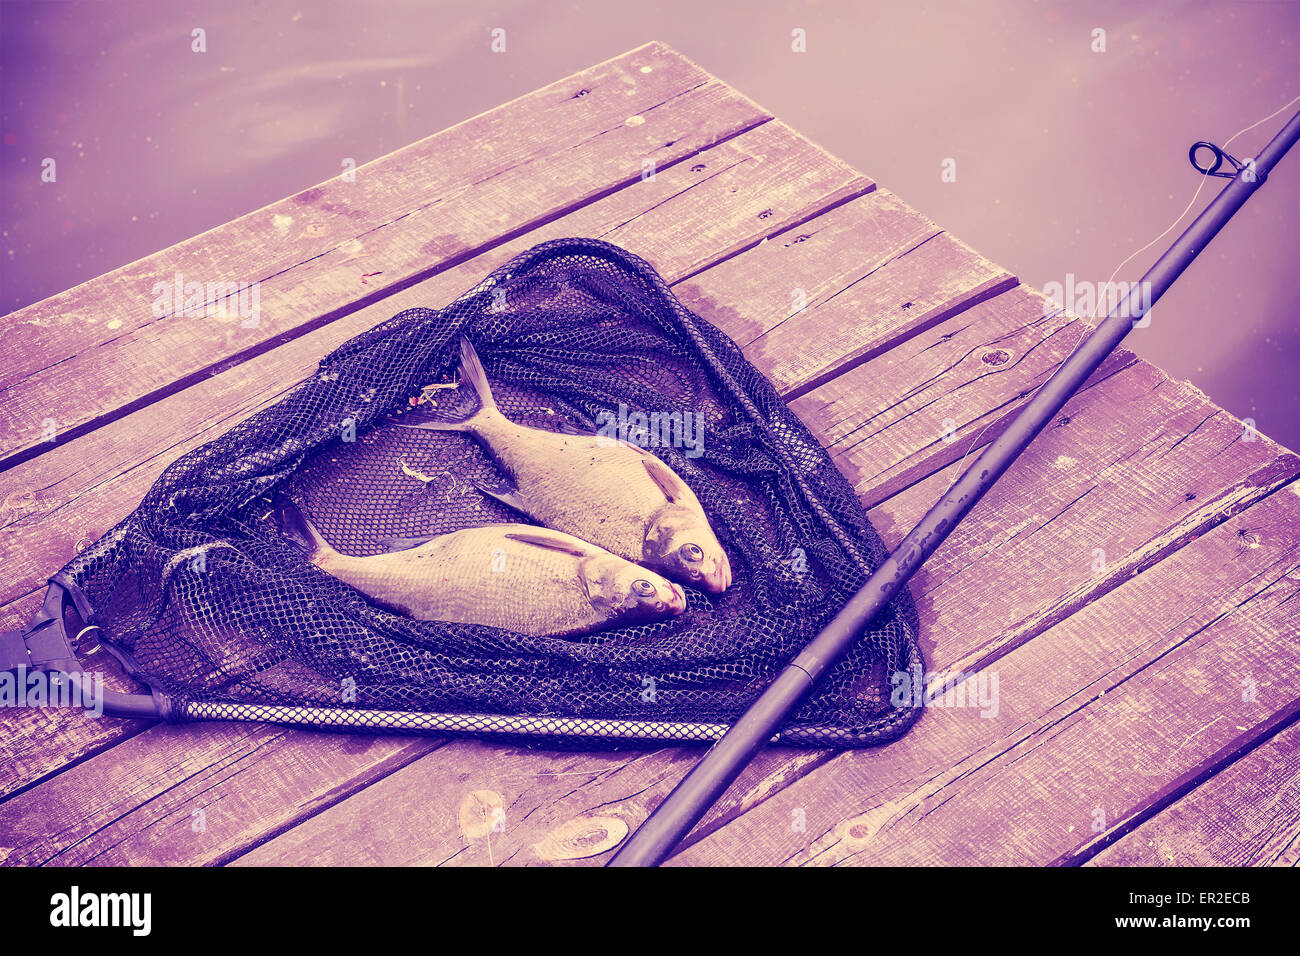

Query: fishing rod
[[608, 107, 1300, 867]]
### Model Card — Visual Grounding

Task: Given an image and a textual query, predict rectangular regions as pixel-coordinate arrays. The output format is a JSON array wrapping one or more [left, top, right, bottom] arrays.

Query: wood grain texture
[[230, 358, 1299, 866], [4, 41, 1295, 869], [673, 188, 1017, 398], [0, 42, 773, 467], [0, 115, 884, 845], [864, 359, 1299, 682], [667, 481, 1300, 866], [1086, 718, 1300, 867], [231, 743, 697, 866], [0, 721, 443, 866], [230, 741, 832, 866], [0, 153, 1028, 860], [789, 287, 1137, 508]]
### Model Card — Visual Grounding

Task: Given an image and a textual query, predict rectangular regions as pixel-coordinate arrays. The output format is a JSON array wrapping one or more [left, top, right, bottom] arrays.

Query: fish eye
[[632, 579, 657, 597], [679, 543, 704, 563]]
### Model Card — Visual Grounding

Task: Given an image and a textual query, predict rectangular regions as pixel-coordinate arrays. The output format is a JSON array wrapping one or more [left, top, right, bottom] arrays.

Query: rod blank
[[608, 109, 1300, 868]]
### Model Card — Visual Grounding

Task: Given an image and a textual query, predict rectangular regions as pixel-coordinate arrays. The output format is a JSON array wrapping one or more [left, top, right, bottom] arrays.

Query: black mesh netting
[[57, 238, 924, 747]]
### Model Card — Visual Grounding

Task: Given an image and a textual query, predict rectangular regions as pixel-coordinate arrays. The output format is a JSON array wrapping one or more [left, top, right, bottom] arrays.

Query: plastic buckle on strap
[[1, 583, 81, 680], [0, 584, 164, 720]]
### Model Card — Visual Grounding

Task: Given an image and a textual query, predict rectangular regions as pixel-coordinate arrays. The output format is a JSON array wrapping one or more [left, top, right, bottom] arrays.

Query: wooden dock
[[1, 42, 1297, 867]]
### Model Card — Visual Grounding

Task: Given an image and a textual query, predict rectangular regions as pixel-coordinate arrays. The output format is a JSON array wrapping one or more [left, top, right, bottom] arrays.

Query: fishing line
[[942, 90, 1300, 492], [613, 102, 1300, 866]]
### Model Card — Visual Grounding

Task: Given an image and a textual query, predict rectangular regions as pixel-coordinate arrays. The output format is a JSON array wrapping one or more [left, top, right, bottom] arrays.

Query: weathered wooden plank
[[0, 117, 881, 839], [228, 363, 1299, 864], [668, 482, 1300, 866], [789, 288, 1137, 508], [231, 745, 689, 866], [0, 43, 773, 467], [229, 743, 831, 866], [864, 360, 1300, 680], [1086, 719, 1300, 867], [0, 722, 444, 866], [756, 232, 1017, 400], [672, 188, 1017, 398]]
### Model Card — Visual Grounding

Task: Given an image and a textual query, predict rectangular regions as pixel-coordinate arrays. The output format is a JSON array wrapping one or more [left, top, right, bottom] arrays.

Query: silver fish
[[401, 337, 732, 593], [275, 497, 686, 637]]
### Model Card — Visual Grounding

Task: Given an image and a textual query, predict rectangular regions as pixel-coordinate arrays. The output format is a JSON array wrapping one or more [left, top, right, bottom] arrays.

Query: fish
[[273, 496, 686, 637], [398, 337, 733, 593]]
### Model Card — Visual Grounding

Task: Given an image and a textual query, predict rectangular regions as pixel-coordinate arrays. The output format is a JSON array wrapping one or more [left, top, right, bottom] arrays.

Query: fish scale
[[401, 336, 733, 593], [275, 498, 686, 638], [474, 416, 670, 561], [317, 531, 593, 635]]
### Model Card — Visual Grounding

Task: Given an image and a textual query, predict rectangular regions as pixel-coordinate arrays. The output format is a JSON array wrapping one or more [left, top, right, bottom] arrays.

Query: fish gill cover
[[56, 238, 924, 746]]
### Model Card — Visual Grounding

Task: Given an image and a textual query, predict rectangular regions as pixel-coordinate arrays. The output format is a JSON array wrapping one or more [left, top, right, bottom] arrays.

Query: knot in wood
[[981, 348, 1012, 366]]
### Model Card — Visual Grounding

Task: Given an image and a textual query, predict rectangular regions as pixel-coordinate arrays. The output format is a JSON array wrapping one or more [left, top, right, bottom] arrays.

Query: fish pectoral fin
[[642, 456, 691, 504], [586, 593, 621, 620], [472, 476, 534, 516], [503, 530, 593, 558]]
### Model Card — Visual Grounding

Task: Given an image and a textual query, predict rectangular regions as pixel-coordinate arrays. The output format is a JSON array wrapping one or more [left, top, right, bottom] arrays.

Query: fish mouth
[[700, 554, 732, 593], [665, 582, 687, 614]]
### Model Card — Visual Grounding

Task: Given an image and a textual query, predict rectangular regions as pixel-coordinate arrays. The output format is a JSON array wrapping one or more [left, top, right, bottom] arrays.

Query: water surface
[[3, 0, 1297, 445]]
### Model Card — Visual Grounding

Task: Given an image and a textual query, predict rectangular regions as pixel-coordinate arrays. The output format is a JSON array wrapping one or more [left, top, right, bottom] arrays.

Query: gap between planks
[[666, 479, 1300, 866], [216, 355, 1299, 866], [0, 42, 775, 473], [1082, 711, 1300, 866], [0, 192, 1029, 858]]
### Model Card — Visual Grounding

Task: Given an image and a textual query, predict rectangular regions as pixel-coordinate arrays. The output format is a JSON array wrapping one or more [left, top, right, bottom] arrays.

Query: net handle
[[2, 580, 906, 743], [0, 581, 164, 719]]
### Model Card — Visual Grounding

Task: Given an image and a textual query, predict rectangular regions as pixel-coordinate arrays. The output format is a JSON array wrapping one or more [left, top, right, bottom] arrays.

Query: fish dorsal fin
[[391, 336, 499, 434], [555, 419, 596, 437], [503, 530, 591, 558], [643, 457, 690, 504], [378, 534, 439, 553], [472, 476, 534, 517]]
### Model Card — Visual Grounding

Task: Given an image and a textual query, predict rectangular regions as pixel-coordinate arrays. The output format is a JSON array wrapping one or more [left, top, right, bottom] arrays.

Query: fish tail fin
[[395, 336, 498, 434], [458, 335, 498, 415], [272, 494, 331, 562]]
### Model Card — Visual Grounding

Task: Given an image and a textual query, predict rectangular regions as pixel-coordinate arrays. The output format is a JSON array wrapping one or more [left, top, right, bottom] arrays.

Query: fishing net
[[54, 238, 924, 747]]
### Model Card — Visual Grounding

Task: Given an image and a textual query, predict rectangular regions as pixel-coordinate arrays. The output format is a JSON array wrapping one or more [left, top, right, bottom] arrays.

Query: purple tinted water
[[3, 0, 1297, 446]]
